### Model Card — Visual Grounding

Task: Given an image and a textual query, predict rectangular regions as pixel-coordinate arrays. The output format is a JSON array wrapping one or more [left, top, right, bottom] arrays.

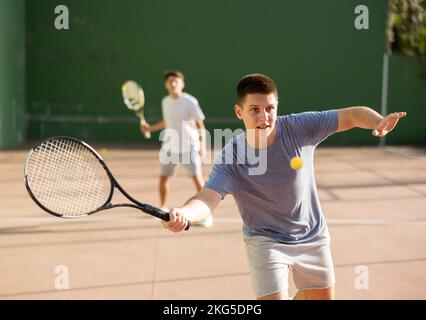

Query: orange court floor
[[0, 145, 425, 300]]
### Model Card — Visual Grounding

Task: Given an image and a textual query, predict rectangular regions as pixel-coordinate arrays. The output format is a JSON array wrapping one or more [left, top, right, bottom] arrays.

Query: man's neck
[[170, 92, 183, 99]]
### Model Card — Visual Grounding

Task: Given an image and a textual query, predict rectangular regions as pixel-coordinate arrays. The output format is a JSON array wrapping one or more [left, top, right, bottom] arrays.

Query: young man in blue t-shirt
[[160, 73, 407, 300]]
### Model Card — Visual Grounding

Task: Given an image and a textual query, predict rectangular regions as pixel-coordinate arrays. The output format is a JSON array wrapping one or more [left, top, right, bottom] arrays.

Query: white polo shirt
[[160, 92, 205, 154]]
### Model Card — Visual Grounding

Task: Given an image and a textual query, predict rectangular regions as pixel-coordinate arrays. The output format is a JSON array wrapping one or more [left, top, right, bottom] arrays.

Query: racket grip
[[139, 118, 151, 139], [185, 221, 191, 231], [143, 204, 191, 231], [143, 204, 169, 220]]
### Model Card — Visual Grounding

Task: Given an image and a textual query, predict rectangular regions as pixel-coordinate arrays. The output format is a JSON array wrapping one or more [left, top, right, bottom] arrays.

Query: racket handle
[[142, 204, 191, 231], [139, 119, 151, 139], [143, 204, 169, 220], [185, 221, 191, 231]]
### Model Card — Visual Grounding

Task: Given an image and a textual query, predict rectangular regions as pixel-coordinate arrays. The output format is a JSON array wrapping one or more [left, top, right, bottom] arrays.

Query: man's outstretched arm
[[140, 120, 165, 135], [337, 107, 407, 136], [161, 187, 222, 233]]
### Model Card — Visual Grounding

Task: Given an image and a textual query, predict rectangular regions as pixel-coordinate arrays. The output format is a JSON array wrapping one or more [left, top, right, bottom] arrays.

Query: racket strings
[[122, 81, 144, 110], [26, 139, 111, 217]]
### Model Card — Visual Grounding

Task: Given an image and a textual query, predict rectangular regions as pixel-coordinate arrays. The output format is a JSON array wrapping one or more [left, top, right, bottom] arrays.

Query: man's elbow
[[196, 120, 205, 129], [336, 109, 355, 132]]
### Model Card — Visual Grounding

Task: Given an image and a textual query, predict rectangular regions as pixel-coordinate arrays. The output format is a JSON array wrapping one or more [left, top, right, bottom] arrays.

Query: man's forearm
[[349, 106, 383, 129], [196, 121, 206, 150], [180, 196, 211, 222], [338, 106, 407, 136], [150, 120, 166, 132], [199, 129, 206, 150]]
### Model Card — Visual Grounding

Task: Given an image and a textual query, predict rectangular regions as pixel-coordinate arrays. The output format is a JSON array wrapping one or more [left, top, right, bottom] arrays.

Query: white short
[[160, 151, 202, 177], [244, 228, 336, 298]]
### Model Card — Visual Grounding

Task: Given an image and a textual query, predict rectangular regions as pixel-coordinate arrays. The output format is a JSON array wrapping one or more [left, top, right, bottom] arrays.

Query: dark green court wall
[[0, 0, 26, 148], [386, 55, 426, 146], [26, 0, 397, 145]]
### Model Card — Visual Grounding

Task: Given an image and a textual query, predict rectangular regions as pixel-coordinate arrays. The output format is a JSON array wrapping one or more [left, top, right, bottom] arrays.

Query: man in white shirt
[[141, 70, 213, 227]]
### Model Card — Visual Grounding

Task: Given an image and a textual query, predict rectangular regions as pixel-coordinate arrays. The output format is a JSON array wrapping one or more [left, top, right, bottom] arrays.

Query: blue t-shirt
[[204, 110, 338, 244]]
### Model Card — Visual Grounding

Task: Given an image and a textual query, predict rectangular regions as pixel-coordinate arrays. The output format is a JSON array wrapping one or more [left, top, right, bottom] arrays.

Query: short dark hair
[[236, 73, 278, 105], [164, 70, 185, 81]]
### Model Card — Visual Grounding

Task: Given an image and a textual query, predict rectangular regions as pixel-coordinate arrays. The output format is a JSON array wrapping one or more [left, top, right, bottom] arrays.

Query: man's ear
[[234, 105, 243, 120]]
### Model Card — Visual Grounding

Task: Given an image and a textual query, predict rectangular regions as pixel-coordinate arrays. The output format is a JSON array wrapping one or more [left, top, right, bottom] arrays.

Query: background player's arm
[[161, 187, 222, 233], [196, 120, 207, 159], [140, 120, 165, 135], [337, 107, 406, 137]]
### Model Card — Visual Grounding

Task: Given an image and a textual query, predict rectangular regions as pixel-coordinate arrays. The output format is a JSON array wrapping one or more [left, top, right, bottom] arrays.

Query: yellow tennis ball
[[290, 156, 303, 170], [99, 147, 108, 155]]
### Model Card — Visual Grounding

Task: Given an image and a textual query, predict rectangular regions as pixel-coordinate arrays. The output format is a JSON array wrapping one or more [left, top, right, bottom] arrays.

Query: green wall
[[25, 0, 413, 145], [386, 55, 426, 145], [0, 0, 26, 148]]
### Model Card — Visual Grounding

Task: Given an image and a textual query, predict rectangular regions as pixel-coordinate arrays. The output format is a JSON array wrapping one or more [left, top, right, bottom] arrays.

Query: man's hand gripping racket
[[23, 136, 191, 230], [161, 208, 191, 233]]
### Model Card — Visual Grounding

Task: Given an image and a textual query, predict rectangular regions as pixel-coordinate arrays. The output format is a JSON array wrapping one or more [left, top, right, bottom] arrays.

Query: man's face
[[234, 93, 278, 138], [165, 76, 184, 96]]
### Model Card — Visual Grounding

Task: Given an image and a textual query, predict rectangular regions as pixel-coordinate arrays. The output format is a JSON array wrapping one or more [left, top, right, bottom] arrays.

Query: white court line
[[1, 216, 426, 226], [384, 146, 426, 162]]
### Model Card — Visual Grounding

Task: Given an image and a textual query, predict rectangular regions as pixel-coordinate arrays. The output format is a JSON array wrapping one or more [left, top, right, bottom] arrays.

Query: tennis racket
[[122, 80, 151, 139], [23, 136, 191, 229]]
